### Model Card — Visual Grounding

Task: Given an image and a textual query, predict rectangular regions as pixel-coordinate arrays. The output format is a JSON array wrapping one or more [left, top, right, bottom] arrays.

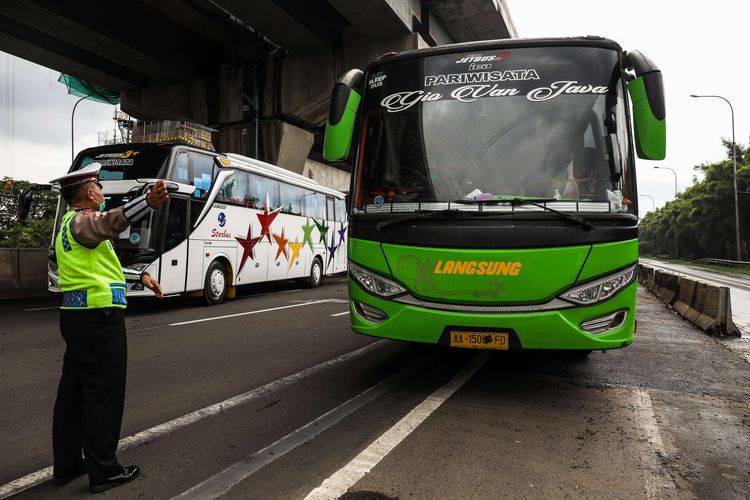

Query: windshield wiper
[[456, 197, 594, 231], [376, 209, 463, 231]]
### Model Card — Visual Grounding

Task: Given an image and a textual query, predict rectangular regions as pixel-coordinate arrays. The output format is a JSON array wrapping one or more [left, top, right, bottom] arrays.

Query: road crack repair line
[[0, 340, 386, 500]]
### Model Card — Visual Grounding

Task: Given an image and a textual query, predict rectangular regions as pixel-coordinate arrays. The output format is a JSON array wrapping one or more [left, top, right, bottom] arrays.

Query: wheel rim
[[312, 261, 322, 284], [210, 268, 225, 298]]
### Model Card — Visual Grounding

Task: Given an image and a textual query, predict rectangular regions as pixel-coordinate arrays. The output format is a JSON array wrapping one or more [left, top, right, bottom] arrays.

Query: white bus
[[45, 142, 348, 304]]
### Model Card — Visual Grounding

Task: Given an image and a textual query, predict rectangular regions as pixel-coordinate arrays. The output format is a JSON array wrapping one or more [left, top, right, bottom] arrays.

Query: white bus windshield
[[72, 147, 170, 180], [355, 46, 633, 213]]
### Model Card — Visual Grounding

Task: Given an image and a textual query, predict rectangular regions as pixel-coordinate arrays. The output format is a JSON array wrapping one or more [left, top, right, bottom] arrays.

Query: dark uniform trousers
[[53, 307, 127, 482]]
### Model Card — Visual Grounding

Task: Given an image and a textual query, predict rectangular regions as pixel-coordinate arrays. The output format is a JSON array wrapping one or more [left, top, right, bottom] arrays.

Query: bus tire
[[204, 260, 227, 305], [307, 257, 324, 288]]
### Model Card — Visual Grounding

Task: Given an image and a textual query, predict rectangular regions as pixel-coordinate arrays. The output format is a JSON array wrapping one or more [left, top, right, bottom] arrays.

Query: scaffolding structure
[[98, 111, 215, 151]]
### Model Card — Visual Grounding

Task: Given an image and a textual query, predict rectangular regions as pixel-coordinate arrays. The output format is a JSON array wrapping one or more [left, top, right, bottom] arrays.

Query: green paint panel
[[323, 90, 361, 161], [628, 77, 666, 160], [349, 279, 636, 350], [577, 239, 638, 282], [348, 237, 391, 275], [380, 243, 590, 304]]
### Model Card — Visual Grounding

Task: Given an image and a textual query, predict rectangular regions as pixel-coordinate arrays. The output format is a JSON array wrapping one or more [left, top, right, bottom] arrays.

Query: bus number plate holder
[[450, 331, 509, 350]]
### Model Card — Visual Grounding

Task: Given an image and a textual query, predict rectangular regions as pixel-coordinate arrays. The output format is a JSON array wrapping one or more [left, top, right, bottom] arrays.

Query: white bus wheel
[[307, 257, 324, 288], [204, 261, 227, 305]]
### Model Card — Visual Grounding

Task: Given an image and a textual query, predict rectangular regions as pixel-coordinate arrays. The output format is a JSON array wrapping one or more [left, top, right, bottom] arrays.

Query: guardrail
[[690, 258, 750, 268], [638, 263, 740, 337]]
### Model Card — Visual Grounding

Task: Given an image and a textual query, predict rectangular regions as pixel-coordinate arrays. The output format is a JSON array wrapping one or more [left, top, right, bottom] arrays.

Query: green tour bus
[[323, 37, 665, 353]]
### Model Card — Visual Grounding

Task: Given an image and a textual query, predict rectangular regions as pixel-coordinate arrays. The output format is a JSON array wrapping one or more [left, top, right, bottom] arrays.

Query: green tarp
[[58, 74, 120, 105]]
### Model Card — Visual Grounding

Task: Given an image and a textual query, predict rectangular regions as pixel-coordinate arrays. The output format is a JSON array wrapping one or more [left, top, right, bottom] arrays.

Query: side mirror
[[323, 69, 364, 161], [17, 184, 52, 220], [625, 50, 666, 160]]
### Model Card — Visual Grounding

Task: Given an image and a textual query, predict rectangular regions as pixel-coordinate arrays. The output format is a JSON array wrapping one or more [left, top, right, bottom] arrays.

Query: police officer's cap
[[50, 163, 103, 189]]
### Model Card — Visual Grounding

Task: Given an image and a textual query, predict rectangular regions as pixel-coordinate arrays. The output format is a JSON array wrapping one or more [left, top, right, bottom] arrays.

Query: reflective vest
[[55, 210, 128, 309]]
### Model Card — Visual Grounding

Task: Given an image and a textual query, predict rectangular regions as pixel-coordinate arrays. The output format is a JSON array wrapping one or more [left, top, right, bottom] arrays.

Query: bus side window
[[335, 198, 346, 222], [190, 153, 215, 198], [216, 171, 249, 207], [327, 197, 335, 223], [248, 173, 280, 209], [173, 152, 189, 184], [303, 191, 325, 220], [165, 197, 188, 252], [281, 184, 303, 215]]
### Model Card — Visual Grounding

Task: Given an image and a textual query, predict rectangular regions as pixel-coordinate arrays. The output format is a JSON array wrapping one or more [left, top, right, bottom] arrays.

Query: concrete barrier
[[639, 263, 739, 337], [650, 268, 680, 305], [0, 248, 49, 297]]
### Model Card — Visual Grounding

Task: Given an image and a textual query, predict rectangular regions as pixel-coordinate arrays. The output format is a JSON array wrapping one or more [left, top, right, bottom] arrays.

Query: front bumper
[[348, 279, 636, 350]]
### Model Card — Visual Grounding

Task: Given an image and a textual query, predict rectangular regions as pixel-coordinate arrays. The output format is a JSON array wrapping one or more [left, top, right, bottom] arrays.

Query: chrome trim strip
[[392, 295, 575, 313]]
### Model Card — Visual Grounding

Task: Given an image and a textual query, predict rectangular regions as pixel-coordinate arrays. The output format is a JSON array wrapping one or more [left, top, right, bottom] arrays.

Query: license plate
[[450, 331, 509, 350]]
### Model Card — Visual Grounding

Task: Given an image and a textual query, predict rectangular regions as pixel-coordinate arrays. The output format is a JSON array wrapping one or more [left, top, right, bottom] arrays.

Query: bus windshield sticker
[[454, 51, 512, 65], [424, 69, 539, 87], [368, 71, 387, 89], [380, 81, 609, 112]]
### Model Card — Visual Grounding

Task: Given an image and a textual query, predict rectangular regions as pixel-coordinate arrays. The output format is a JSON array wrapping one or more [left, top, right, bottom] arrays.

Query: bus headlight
[[559, 264, 637, 305], [349, 262, 406, 298]]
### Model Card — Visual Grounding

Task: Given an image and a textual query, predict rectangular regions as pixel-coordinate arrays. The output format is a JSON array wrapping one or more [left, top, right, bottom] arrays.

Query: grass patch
[[642, 256, 750, 276]]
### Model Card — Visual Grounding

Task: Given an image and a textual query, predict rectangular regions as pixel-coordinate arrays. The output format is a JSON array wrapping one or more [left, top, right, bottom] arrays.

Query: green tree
[[0, 177, 60, 248], [640, 141, 749, 260]]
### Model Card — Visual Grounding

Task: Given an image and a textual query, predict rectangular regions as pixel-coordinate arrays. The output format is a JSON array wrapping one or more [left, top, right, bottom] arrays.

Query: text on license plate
[[450, 331, 509, 350]]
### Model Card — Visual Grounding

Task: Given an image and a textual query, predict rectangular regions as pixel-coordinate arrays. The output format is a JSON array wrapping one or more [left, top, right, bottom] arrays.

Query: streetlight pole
[[71, 95, 87, 163], [639, 194, 655, 213], [653, 166, 679, 258], [653, 165, 678, 196], [690, 94, 742, 260]]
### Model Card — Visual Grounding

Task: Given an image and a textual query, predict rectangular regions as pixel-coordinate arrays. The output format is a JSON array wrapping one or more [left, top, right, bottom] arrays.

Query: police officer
[[49, 163, 169, 493]]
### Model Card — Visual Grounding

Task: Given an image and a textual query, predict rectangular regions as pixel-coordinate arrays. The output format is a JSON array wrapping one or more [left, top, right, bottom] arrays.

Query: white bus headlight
[[560, 264, 636, 305], [349, 262, 406, 298]]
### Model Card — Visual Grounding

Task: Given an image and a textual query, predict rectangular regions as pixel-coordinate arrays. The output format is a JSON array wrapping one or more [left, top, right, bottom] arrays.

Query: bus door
[[334, 197, 347, 273], [159, 195, 189, 294], [326, 196, 336, 273]]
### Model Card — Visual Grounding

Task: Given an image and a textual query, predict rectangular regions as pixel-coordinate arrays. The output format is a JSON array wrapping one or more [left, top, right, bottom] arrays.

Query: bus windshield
[[72, 146, 169, 180], [355, 46, 633, 213]]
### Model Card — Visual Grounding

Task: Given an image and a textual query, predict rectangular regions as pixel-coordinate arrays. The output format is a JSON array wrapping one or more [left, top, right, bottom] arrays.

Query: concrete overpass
[[0, 0, 516, 188]]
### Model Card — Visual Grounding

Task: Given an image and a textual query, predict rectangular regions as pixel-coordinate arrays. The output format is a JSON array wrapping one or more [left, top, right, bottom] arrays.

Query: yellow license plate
[[450, 331, 509, 350]]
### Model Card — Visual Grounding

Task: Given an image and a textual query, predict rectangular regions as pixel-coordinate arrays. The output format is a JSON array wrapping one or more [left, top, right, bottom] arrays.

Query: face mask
[[91, 189, 106, 212]]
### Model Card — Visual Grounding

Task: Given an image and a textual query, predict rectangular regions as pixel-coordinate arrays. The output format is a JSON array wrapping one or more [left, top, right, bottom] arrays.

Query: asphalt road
[[1, 277, 748, 499]]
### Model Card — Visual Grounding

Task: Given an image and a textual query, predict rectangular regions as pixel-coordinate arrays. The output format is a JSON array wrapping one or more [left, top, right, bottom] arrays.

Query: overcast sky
[[1, 1, 747, 213], [0, 53, 116, 184]]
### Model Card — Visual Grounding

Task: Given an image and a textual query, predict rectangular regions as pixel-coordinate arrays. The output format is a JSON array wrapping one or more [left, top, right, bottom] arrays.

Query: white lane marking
[[173, 355, 429, 499], [170, 300, 332, 326], [252, 288, 303, 297], [24, 306, 58, 311], [631, 388, 676, 499], [0, 341, 386, 500], [0, 468, 53, 500], [330, 311, 350, 317], [304, 351, 492, 500]]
